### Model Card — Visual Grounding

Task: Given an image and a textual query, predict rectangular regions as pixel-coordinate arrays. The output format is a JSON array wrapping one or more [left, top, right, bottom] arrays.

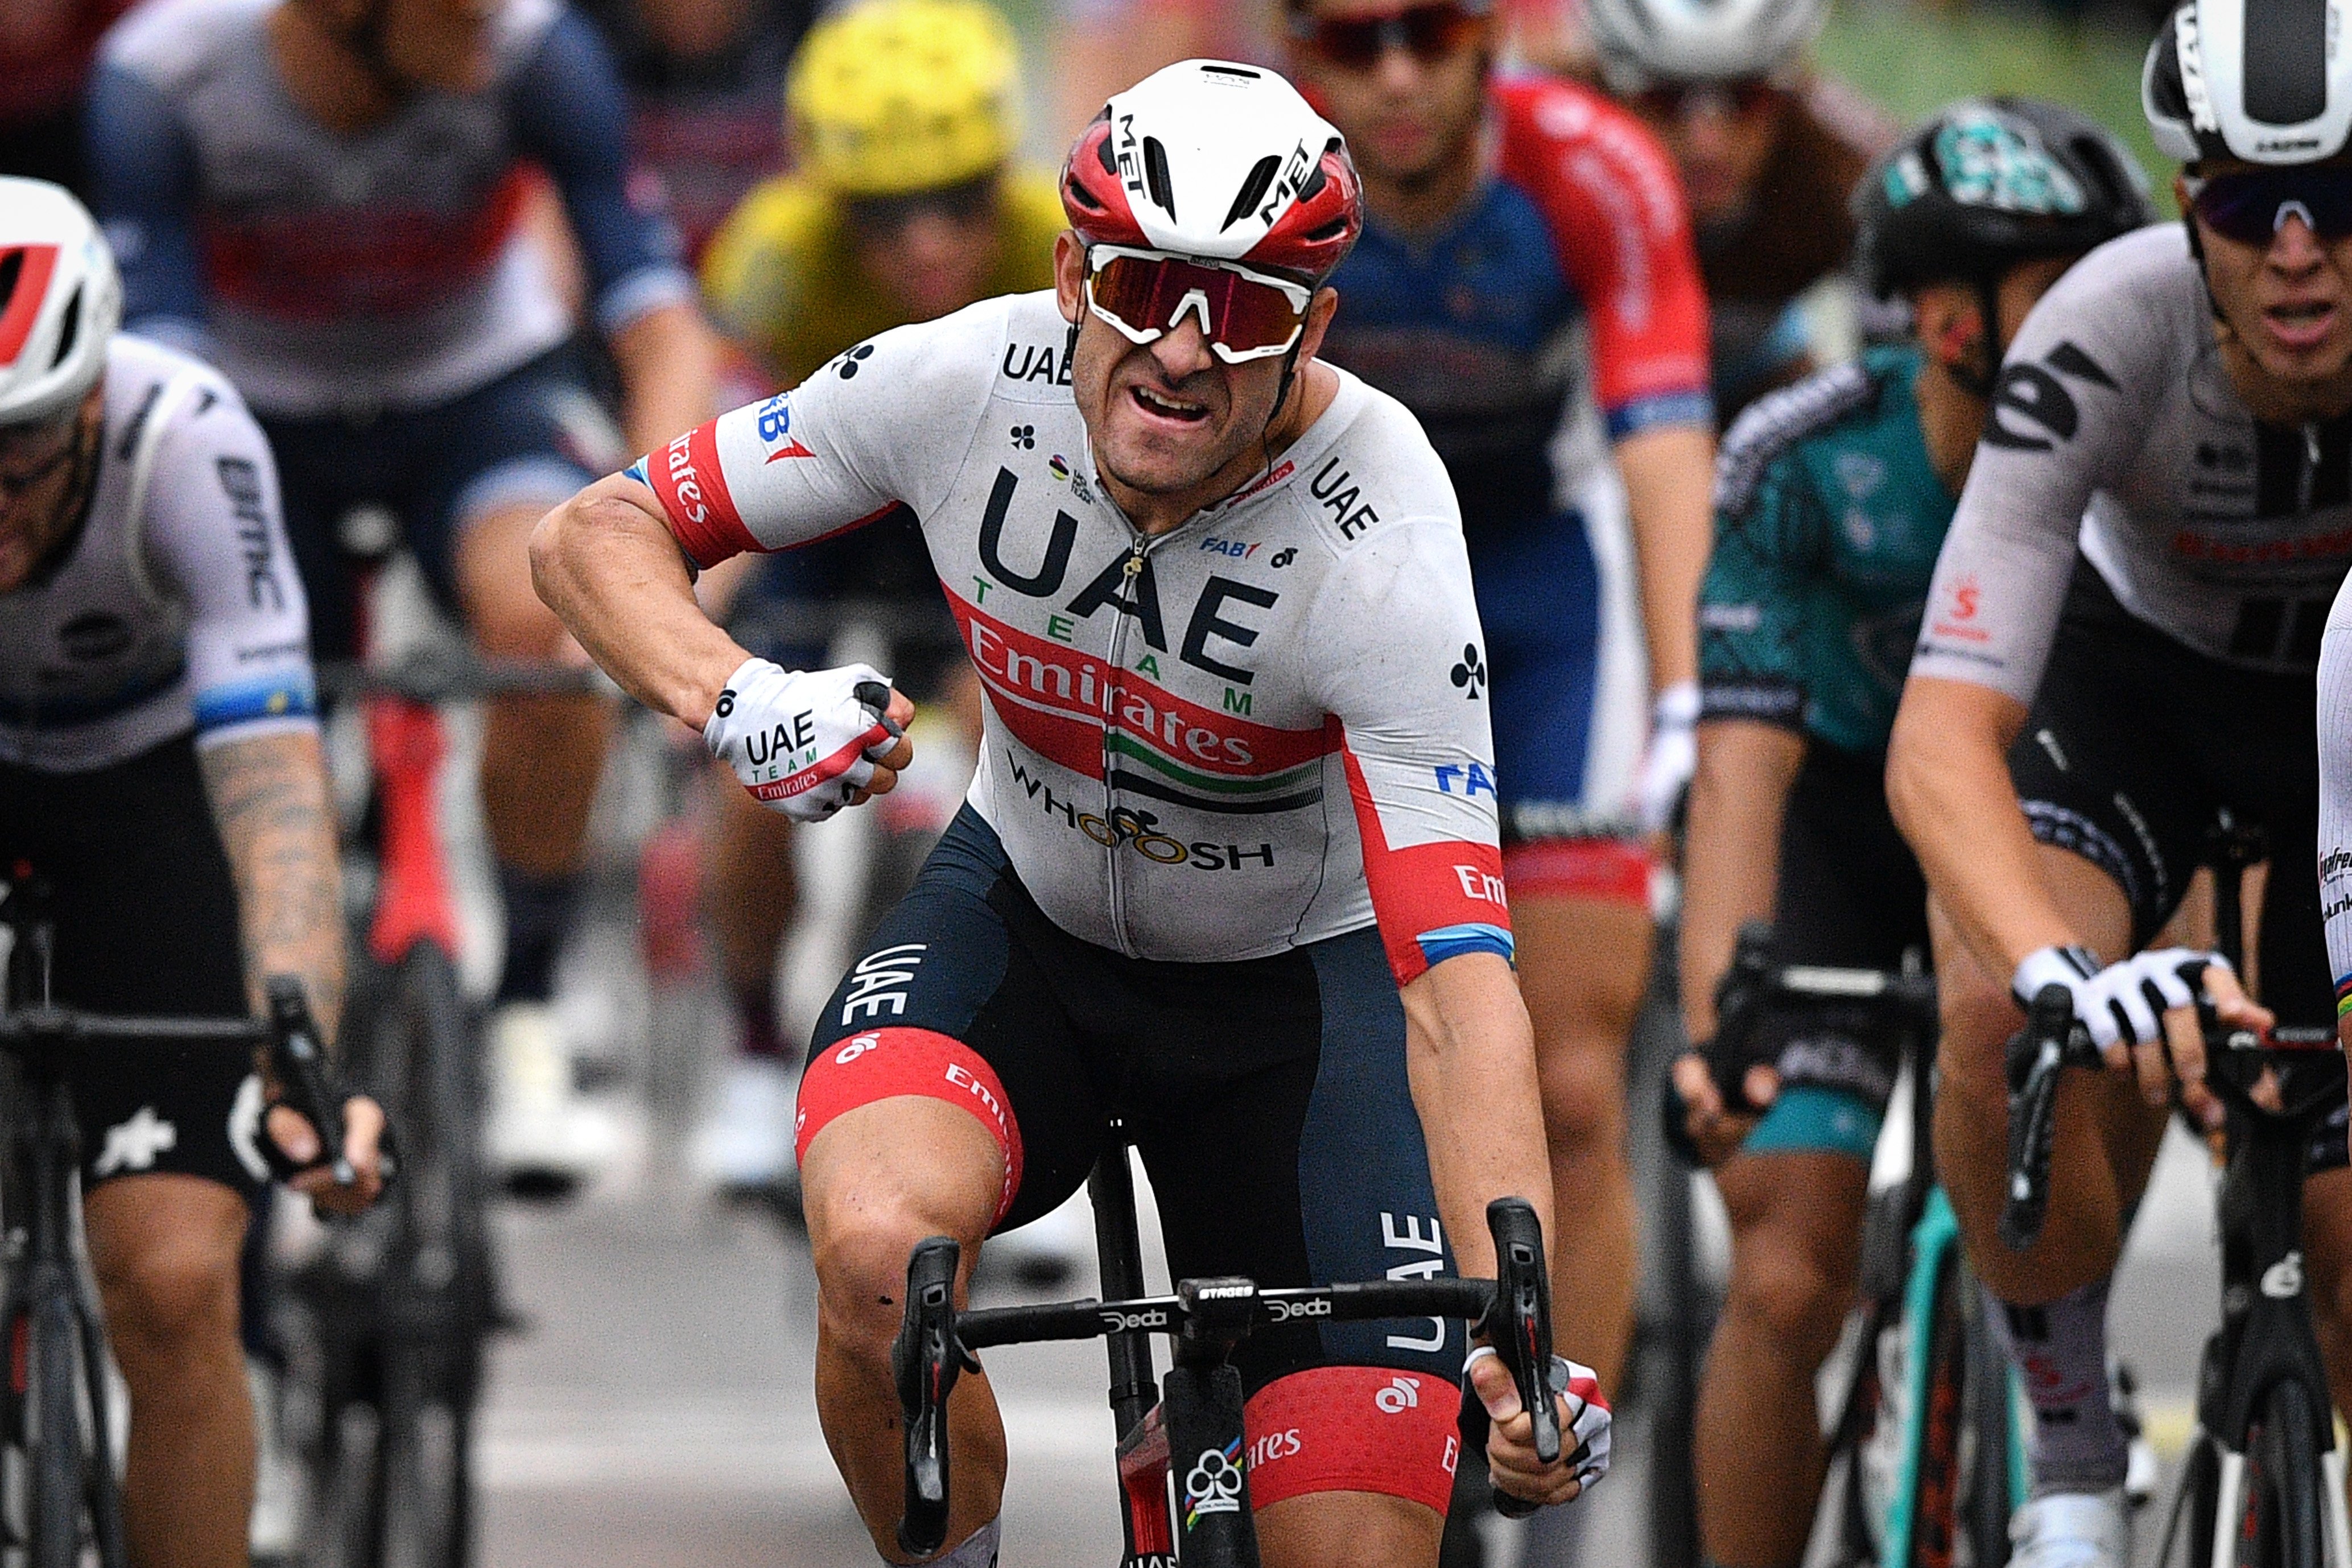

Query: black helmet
[[1854, 97, 2157, 299]]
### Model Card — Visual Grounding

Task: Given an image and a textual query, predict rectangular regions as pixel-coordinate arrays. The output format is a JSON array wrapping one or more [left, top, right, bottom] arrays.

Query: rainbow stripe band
[[2335, 975, 2352, 1018]]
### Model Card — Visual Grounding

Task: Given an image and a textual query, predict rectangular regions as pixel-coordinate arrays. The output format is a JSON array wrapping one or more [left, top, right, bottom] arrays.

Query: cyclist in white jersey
[[1889, 5, 2352, 1561], [0, 178, 383, 1568], [533, 62, 1600, 1566]]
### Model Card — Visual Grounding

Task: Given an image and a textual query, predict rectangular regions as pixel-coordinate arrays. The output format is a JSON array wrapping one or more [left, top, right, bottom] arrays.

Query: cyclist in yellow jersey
[[688, 0, 1066, 1204]]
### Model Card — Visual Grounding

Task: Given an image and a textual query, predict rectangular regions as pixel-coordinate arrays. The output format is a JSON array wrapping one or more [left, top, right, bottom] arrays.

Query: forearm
[[1615, 425, 1715, 692], [1400, 953, 1553, 1282], [1886, 676, 2075, 977], [529, 480, 750, 728], [198, 730, 345, 1042], [611, 301, 720, 459], [1679, 721, 1804, 1039]]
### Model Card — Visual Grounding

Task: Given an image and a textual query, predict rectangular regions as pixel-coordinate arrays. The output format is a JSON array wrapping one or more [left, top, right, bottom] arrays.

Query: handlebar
[[315, 649, 611, 705], [890, 1196, 1561, 1554]]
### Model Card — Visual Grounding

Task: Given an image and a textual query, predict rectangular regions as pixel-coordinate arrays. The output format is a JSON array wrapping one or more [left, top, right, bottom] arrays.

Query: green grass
[[1820, 1, 2180, 208]]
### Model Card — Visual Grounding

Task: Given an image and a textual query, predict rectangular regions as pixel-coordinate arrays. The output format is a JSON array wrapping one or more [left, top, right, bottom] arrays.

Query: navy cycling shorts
[[795, 807, 1468, 1513], [263, 343, 624, 661]]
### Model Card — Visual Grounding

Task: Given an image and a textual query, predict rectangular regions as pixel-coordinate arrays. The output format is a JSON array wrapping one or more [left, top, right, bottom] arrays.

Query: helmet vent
[[1222, 155, 1281, 231], [1141, 135, 1176, 218], [49, 284, 81, 371], [0, 251, 22, 321], [2243, 0, 2326, 126]]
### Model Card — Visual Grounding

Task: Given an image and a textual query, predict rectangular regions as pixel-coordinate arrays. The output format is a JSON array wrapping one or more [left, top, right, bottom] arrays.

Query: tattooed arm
[[197, 729, 346, 1044]]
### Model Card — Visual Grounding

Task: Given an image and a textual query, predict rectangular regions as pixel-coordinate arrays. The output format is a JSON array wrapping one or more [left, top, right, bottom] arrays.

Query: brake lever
[[893, 1236, 977, 1557], [853, 679, 905, 740], [1999, 984, 2089, 1252], [1482, 1197, 1563, 1519], [262, 976, 356, 1188]]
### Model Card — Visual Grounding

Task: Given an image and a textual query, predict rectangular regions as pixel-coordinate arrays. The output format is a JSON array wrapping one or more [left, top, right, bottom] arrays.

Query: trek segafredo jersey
[[0, 335, 316, 772], [632, 291, 1511, 984]]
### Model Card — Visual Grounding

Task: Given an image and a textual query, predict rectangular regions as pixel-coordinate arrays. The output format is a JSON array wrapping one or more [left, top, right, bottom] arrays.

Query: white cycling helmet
[[0, 178, 118, 427], [1586, 0, 1830, 91], [2143, 0, 2352, 167]]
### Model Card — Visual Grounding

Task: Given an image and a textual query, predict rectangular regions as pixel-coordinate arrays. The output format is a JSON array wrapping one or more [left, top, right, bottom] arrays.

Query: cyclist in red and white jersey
[[534, 61, 1601, 1565]]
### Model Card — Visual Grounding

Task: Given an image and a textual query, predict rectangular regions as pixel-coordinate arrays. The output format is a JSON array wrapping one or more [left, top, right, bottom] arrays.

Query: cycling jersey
[[88, 0, 692, 415], [1702, 345, 1953, 754], [0, 334, 315, 773], [1917, 226, 2352, 700], [701, 171, 1069, 386], [630, 291, 1509, 984]]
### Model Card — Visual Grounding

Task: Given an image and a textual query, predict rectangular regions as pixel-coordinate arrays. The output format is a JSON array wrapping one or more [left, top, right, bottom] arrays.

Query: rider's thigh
[[802, 1097, 1005, 1339], [82, 1173, 246, 1361], [1514, 889, 1652, 1128], [1717, 1149, 1869, 1357], [1255, 1489, 1441, 1568], [2300, 1169, 2352, 1412], [457, 499, 575, 655]]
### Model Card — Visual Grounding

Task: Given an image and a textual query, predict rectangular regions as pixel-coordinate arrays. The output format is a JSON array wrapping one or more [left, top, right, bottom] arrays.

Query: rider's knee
[[1537, 1041, 1627, 1150], [1727, 1235, 1856, 1360], [807, 1184, 985, 1356], [1936, 967, 2021, 1103], [94, 1225, 241, 1365]]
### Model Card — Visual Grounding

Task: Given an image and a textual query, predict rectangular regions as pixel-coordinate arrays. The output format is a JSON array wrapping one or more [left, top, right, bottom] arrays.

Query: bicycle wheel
[[2234, 1380, 2326, 1568], [1904, 1246, 2013, 1568]]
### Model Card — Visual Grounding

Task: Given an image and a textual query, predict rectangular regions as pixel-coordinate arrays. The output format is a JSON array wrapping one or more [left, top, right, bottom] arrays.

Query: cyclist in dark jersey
[[1287, 0, 1715, 1400], [1668, 102, 2153, 1568]]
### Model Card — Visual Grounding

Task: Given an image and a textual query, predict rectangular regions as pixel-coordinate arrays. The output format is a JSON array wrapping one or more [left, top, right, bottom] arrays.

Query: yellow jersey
[[701, 171, 1067, 386]]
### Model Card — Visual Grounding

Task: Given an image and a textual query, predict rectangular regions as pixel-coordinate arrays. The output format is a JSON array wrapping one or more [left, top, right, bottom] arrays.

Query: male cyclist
[[686, 0, 1063, 1195], [0, 178, 384, 1568], [1584, 0, 1896, 420], [1667, 102, 2152, 1568], [86, 0, 719, 1190], [1286, 0, 1714, 1397], [1888, 5, 2352, 1561], [535, 63, 1605, 1565]]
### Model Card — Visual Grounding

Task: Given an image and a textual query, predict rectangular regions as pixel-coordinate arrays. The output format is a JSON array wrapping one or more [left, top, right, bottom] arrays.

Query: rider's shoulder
[[1270, 369, 1462, 561], [1485, 72, 1682, 237], [102, 335, 255, 457], [1488, 70, 1656, 154], [2003, 223, 2201, 377], [100, 0, 262, 82], [1715, 354, 1888, 516]]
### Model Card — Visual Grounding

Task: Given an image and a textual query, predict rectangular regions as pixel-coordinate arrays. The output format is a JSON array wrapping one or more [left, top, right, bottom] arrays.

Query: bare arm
[[610, 299, 720, 459], [1615, 424, 1715, 693], [1678, 720, 1806, 1041], [197, 729, 345, 1043], [529, 474, 751, 729], [1399, 952, 1553, 1284], [1885, 673, 2074, 977]]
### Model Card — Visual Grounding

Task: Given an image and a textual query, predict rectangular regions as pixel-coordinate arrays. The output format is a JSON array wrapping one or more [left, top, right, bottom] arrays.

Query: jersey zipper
[[2303, 422, 2322, 513], [1099, 537, 1149, 955]]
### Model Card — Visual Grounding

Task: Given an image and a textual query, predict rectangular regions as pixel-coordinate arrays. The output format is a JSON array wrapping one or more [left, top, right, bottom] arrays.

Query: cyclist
[[0, 178, 384, 1568], [0, 0, 135, 194], [533, 61, 1608, 1564], [1584, 0, 1897, 420], [685, 0, 1065, 1197], [1286, 0, 1714, 1396], [85, 0, 719, 1190], [1887, 4, 2352, 1560], [1665, 101, 2152, 1568]]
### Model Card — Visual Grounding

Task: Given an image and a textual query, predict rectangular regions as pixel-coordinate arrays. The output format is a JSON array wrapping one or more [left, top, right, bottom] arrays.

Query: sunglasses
[[1084, 246, 1314, 364], [1293, 2, 1486, 69], [843, 177, 997, 237], [2186, 168, 2352, 245], [1631, 79, 1784, 122]]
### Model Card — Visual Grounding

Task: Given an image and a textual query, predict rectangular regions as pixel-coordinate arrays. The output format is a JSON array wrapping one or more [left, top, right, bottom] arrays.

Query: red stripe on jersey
[[0, 245, 58, 364], [946, 593, 1335, 782], [648, 419, 758, 566], [1341, 744, 1513, 987]]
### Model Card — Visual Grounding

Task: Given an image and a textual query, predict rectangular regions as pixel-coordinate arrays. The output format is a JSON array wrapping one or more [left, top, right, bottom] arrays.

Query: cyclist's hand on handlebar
[[1468, 1346, 1610, 1508], [703, 658, 914, 822], [266, 1095, 387, 1215], [2197, 963, 2284, 1117], [2013, 944, 2254, 1129], [1669, 1050, 1775, 1167]]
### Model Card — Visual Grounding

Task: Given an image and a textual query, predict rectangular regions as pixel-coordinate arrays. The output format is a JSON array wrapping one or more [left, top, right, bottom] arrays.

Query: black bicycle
[[892, 1133, 1573, 1568], [0, 870, 362, 1568], [2004, 820, 2349, 1568]]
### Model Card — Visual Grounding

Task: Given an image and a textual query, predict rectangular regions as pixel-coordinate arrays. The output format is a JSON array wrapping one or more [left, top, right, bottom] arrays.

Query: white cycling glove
[[2011, 943, 2226, 1050], [1634, 682, 1699, 834], [703, 657, 898, 823], [1466, 1348, 1612, 1493]]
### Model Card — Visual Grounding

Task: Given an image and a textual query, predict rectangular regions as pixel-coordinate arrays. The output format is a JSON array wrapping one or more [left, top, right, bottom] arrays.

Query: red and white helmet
[[0, 178, 119, 427], [1061, 59, 1363, 282]]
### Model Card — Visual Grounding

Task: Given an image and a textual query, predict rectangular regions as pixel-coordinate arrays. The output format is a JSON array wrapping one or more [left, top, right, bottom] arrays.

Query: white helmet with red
[[0, 178, 119, 427], [1061, 59, 1363, 282]]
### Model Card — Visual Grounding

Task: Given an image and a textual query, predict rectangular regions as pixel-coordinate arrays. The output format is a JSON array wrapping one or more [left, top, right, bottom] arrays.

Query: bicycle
[[0, 869, 360, 1568], [890, 1131, 1576, 1568], [1673, 925, 2023, 1568], [2004, 820, 2350, 1568]]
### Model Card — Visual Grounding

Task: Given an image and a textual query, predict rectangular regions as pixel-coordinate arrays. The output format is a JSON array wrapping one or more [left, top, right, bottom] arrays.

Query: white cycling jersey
[[0, 335, 316, 773], [629, 291, 1511, 983]]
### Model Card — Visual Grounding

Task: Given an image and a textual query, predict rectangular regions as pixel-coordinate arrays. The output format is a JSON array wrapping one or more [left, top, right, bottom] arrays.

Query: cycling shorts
[[797, 807, 1466, 1514], [1467, 488, 1652, 907], [2009, 562, 2346, 1174], [0, 736, 269, 1202], [726, 508, 964, 700], [264, 343, 624, 661], [1736, 744, 1929, 1162]]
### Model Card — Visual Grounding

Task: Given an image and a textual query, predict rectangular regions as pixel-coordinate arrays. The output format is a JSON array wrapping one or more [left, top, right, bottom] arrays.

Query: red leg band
[[1503, 837, 1654, 906], [1242, 1365, 1462, 1514], [795, 1027, 1024, 1226]]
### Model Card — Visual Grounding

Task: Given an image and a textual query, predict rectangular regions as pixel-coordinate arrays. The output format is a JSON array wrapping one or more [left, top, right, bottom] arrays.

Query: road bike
[[892, 1132, 1575, 1567], [2004, 820, 2349, 1568], [0, 869, 360, 1568]]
